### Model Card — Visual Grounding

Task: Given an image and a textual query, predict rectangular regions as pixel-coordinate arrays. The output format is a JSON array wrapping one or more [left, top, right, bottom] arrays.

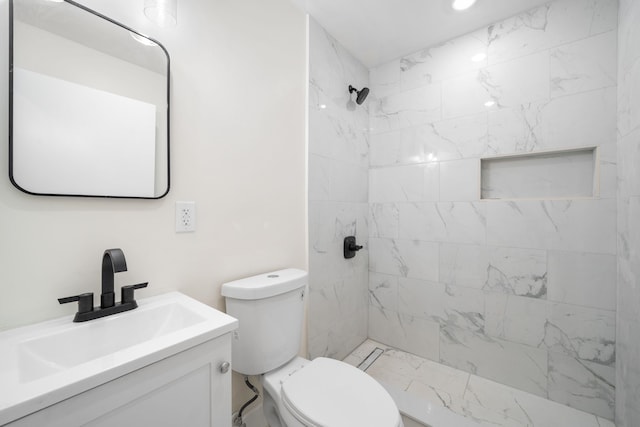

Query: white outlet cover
[[175, 201, 196, 232]]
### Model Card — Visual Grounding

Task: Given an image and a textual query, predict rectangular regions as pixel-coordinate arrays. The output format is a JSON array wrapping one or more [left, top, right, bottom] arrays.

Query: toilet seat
[[280, 357, 400, 427]]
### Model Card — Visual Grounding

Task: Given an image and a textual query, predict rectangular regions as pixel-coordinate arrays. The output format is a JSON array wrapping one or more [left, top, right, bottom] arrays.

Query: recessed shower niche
[[480, 147, 598, 200]]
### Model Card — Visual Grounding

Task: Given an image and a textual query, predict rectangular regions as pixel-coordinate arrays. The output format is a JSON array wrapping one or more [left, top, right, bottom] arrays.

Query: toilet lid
[[281, 357, 400, 427]]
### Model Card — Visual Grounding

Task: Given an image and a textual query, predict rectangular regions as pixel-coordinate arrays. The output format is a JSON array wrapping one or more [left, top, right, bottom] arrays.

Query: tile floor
[[344, 339, 615, 427]]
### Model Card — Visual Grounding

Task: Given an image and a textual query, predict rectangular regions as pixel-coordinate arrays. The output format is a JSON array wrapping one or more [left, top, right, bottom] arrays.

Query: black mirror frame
[[8, 0, 171, 199]]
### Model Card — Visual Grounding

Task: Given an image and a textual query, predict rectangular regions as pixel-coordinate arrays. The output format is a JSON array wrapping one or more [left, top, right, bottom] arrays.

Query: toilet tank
[[221, 268, 307, 376]]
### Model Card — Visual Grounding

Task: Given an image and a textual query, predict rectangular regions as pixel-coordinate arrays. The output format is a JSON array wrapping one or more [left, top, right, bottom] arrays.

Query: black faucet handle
[[121, 282, 148, 304], [58, 292, 94, 314]]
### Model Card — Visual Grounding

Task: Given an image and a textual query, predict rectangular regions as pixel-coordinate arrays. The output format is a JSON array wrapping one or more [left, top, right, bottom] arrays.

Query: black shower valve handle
[[344, 236, 363, 259]]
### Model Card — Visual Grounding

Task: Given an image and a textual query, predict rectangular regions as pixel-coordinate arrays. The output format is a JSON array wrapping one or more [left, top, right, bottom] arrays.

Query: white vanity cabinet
[[0, 293, 238, 427], [7, 334, 232, 427]]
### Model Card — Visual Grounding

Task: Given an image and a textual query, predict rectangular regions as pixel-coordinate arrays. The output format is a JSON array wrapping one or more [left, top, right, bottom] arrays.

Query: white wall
[[307, 17, 370, 360], [616, 0, 640, 425], [0, 0, 306, 412], [367, 0, 617, 419]]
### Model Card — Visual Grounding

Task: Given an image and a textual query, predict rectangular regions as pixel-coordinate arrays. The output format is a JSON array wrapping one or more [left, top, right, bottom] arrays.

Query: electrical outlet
[[175, 201, 196, 232]]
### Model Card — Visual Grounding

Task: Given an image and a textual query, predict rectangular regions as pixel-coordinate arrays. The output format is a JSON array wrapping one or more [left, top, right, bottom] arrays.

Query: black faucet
[[58, 248, 148, 322], [101, 248, 127, 308]]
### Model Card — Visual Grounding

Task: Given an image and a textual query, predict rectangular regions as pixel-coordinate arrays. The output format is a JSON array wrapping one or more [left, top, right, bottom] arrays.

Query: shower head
[[349, 85, 370, 105]]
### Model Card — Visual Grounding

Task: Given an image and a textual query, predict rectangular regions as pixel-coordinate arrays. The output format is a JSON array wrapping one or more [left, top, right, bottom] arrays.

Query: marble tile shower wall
[[367, 0, 618, 420], [307, 18, 370, 361], [616, 0, 640, 425]]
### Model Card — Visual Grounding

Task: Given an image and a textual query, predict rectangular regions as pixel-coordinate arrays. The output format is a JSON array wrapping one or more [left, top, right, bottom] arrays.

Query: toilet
[[222, 268, 402, 427]]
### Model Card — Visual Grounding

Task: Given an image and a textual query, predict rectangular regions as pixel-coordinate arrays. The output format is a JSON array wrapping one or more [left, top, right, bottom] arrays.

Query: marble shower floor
[[344, 340, 615, 427]]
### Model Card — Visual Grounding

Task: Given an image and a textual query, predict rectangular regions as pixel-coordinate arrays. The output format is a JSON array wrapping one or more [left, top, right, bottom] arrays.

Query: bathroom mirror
[[9, 0, 170, 198]]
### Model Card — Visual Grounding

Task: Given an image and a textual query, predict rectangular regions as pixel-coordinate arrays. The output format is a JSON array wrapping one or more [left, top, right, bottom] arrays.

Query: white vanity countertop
[[0, 292, 238, 425]]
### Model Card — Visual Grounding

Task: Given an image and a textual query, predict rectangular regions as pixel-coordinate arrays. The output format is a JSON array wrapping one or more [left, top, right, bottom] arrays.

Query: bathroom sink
[[17, 300, 207, 382], [0, 292, 238, 425]]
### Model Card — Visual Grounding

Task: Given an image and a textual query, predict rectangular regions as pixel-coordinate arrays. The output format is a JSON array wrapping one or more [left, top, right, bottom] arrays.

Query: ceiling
[[289, 0, 553, 67]]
